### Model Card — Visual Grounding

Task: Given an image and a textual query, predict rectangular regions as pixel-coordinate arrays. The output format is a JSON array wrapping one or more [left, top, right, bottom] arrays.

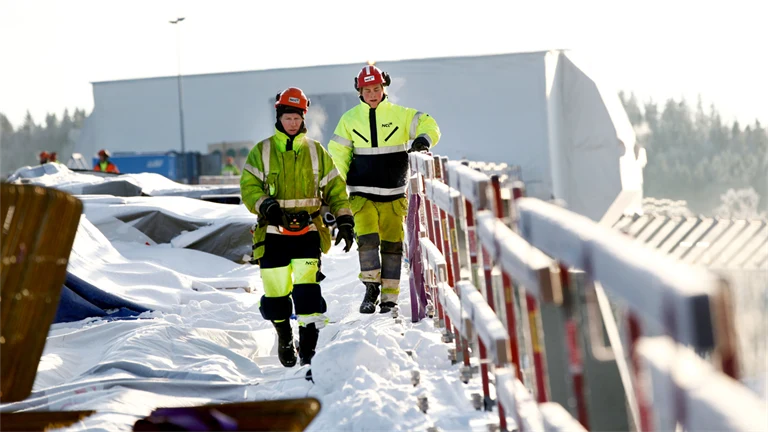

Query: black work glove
[[408, 136, 430, 153], [334, 214, 355, 253], [259, 197, 284, 226]]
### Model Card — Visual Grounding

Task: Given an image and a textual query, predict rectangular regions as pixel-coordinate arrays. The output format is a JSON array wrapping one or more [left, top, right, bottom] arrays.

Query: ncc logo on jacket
[[381, 122, 393, 128]]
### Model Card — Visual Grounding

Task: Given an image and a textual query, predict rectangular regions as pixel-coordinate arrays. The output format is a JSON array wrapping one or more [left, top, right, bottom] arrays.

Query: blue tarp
[[53, 273, 152, 324]]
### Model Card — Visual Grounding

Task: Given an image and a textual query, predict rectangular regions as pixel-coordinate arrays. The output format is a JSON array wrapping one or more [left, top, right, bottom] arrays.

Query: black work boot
[[379, 302, 397, 314], [298, 323, 319, 366], [273, 320, 297, 368], [359, 282, 381, 314]]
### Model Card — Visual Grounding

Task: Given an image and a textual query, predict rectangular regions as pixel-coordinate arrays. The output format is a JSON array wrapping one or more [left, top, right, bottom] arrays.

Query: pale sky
[[1, 0, 765, 127]]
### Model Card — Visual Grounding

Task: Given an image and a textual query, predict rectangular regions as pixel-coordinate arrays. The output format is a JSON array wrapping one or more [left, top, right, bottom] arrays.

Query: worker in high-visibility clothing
[[221, 156, 240, 176], [328, 65, 440, 314], [241, 87, 355, 368], [94, 149, 120, 173]]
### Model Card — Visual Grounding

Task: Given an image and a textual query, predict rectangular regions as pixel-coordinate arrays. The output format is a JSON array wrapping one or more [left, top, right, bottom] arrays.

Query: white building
[[77, 50, 645, 221]]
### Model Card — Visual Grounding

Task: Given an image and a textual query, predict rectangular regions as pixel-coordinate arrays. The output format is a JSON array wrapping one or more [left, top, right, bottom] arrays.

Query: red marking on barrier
[[628, 313, 654, 432], [527, 294, 548, 403], [566, 319, 589, 428]]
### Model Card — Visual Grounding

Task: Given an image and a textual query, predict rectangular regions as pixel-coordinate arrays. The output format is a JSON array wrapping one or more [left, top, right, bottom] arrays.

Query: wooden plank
[[419, 237, 448, 284], [637, 337, 767, 432], [438, 282, 473, 340], [517, 197, 718, 350], [424, 179, 462, 219], [409, 152, 434, 178], [445, 161, 491, 210], [457, 281, 510, 364], [475, 211, 562, 303], [1, 184, 83, 403]]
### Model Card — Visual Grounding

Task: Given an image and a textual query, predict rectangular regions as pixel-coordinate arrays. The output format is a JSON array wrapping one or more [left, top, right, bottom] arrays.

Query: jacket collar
[[360, 96, 391, 110], [273, 128, 307, 152]]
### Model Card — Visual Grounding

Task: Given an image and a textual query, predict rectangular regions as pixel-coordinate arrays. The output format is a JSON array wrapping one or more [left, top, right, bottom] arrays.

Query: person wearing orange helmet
[[39, 151, 50, 164], [221, 156, 240, 176], [241, 87, 355, 370], [328, 65, 441, 314], [49, 152, 63, 164], [94, 149, 120, 173]]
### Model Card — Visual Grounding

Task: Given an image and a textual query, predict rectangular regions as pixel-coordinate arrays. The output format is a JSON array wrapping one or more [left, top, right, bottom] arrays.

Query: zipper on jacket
[[352, 129, 369, 143], [369, 108, 378, 147], [384, 126, 399, 142]]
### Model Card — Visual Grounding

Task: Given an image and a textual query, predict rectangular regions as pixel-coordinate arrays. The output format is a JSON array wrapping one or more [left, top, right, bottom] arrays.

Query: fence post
[[511, 184, 550, 403], [420, 157, 447, 330], [627, 313, 654, 432], [490, 176, 524, 387], [430, 157, 456, 345], [438, 159, 471, 367]]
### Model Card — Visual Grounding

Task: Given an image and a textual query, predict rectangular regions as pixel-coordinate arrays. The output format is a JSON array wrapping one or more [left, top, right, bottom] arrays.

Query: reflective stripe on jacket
[[328, 99, 440, 202], [241, 129, 352, 259]]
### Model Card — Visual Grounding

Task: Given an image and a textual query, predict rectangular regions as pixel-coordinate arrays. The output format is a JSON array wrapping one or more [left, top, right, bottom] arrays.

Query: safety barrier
[[407, 152, 765, 432], [1, 184, 83, 403], [409, 153, 581, 431]]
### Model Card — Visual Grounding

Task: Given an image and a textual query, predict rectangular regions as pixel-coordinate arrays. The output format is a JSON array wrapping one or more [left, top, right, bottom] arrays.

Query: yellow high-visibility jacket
[[241, 129, 352, 260], [328, 99, 440, 202]]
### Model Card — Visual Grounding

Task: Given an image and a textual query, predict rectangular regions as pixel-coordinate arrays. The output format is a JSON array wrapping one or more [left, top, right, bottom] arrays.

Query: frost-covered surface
[[6, 163, 237, 197], [1, 166, 502, 431]]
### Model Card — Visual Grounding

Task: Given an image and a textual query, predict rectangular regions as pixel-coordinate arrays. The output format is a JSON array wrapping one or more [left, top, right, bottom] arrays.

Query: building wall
[[77, 51, 642, 219], [77, 52, 553, 188]]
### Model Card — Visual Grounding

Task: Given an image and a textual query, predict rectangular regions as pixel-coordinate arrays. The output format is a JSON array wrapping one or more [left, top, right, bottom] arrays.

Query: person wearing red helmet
[[94, 149, 120, 173], [49, 152, 63, 164], [328, 65, 441, 314], [39, 151, 50, 164], [241, 87, 355, 370]]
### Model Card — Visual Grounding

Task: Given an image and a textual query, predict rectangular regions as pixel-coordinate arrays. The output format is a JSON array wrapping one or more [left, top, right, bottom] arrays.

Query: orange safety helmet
[[354, 65, 391, 91], [274, 87, 310, 115], [39, 151, 50, 160], [49, 152, 58, 161], [98, 149, 111, 158]]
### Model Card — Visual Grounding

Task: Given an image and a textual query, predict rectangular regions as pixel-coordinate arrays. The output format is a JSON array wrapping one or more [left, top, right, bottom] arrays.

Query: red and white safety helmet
[[354, 65, 391, 91], [274, 87, 310, 115]]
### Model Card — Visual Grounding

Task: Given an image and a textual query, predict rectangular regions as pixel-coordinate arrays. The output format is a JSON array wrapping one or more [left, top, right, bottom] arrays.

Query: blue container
[[182, 152, 201, 184], [93, 152, 180, 181]]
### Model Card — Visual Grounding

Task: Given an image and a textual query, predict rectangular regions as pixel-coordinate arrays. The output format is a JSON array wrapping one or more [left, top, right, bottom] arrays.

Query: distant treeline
[[620, 92, 767, 214], [0, 109, 86, 176]]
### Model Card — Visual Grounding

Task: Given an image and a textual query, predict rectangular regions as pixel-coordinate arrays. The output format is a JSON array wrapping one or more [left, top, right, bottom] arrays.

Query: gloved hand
[[259, 197, 284, 226], [334, 214, 355, 253], [408, 136, 430, 153]]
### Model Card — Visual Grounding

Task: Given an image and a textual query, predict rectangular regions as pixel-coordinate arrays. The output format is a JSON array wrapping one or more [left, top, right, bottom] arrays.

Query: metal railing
[[406, 152, 766, 432]]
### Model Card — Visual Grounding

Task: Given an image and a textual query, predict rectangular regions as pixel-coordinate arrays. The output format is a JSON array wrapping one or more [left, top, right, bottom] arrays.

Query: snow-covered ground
[[2, 166, 502, 431]]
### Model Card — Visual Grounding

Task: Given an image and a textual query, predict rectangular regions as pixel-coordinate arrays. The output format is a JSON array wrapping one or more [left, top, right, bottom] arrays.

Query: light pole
[[169, 17, 187, 183]]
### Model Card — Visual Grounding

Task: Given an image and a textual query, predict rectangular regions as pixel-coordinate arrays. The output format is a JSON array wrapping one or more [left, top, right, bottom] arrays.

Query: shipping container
[[92, 151, 203, 183]]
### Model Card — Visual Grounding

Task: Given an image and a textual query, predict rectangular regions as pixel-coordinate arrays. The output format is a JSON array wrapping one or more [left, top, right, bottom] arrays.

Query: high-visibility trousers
[[258, 231, 327, 327], [349, 195, 408, 304]]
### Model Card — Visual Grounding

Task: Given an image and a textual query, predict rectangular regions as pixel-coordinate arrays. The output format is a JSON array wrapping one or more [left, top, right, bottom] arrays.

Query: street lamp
[[169, 17, 187, 183]]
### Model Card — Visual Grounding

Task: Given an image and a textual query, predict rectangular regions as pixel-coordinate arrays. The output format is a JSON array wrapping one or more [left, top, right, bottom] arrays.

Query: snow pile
[[6, 164, 238, 198], [0, 171, 503, 431]]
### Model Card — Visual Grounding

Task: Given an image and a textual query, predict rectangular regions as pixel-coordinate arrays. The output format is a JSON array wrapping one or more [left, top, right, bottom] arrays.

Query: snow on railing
[[515, 197, 744, 431], [407, 152, 754, 432], [637, 337, 766, 432], [409, 152, 581, 431], [516, 198, 717, 350]]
